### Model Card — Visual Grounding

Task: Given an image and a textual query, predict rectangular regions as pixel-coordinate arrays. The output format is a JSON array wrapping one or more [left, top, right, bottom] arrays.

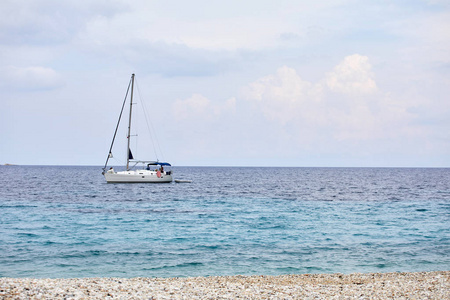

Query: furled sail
[[128, 149, 134, 160]]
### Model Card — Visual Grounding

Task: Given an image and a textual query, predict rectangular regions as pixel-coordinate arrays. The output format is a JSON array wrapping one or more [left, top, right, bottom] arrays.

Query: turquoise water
[[0, 166, 449, 278]]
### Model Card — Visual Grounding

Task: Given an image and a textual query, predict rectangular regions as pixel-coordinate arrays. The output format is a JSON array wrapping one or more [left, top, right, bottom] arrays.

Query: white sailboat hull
[[104, 169, 173, 183]]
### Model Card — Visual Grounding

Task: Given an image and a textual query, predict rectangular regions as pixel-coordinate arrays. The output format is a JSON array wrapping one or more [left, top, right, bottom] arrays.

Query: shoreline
[[1, 271, 448, 299]]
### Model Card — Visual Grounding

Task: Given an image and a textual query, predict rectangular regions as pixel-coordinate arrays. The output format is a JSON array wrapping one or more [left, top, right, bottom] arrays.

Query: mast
[[126, 73, 135, 170]]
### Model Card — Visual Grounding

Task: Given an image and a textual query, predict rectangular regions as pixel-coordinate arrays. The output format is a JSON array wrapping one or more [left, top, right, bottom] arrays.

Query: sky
[[1, 0, 449, 167]]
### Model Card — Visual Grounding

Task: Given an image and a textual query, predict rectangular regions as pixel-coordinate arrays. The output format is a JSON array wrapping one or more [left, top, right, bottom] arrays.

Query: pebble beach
[[1, 271, 448, 299]]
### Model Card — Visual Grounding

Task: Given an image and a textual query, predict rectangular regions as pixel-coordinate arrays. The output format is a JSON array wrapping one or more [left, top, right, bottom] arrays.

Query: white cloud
[[243, 55, 413, 143], [325, 54, 377, 95], [242, 66, 322, 125]]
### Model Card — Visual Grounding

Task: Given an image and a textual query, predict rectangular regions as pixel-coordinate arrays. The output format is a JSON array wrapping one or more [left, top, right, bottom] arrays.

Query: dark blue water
[[0, 166, 449, 278]]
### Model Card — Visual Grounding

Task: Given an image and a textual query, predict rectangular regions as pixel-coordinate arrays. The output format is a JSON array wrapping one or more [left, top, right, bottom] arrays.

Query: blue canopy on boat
[[147, 161, 171, 166]]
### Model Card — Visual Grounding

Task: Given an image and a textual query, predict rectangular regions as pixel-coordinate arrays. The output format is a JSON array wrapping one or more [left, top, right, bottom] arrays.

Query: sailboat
[[102, 74, 173, 183]]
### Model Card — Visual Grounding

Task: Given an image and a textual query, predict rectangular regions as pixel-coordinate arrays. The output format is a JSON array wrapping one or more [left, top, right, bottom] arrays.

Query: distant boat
[[102, 74, 173, 183]]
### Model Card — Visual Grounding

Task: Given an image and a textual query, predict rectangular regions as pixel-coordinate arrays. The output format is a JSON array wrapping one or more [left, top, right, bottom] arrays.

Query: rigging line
[[111, 156, 125, 167], [134, 78, 161, 161], [103, 76, 132, 171], [131, 91, 139, 160]]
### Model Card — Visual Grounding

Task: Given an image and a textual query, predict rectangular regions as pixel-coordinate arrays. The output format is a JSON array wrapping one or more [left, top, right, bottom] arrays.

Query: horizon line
[[2, 164, 449, 169]]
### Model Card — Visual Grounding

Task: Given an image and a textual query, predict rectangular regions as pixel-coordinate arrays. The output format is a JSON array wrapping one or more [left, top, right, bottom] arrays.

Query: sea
[[0, 166, 449, 278]]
